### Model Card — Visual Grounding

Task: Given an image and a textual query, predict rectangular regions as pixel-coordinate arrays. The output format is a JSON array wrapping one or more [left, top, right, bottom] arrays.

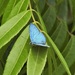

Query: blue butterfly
[[29, 23, 49, 47]]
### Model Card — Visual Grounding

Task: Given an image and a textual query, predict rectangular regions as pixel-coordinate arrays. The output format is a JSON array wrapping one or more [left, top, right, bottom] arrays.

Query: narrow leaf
[[0, 0, 9, 16], [0, 61, 3, 75], [37, 0, 45, 13], [51, 20, 68, 50], [53, 35, 75, 75], [57, 0, 68, 20], [2, 0, 19, 24], [44, 32, 71, 75], [0, 10, 31, 49], [3, 26, 30, 75], [43, 6, 56, 33], [47, 48, 53, 75], [47, 0, 56, 5], [71, 0, 75, 32], [7, 0, 29, 20], [27, 47, 48, 75]]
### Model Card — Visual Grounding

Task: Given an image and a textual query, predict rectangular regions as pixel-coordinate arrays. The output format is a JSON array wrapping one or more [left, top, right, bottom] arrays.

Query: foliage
[[0, 0, 75, 75]]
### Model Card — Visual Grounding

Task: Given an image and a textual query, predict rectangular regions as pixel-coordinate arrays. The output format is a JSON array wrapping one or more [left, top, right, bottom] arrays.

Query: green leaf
[[37, 0, 45, 13], [56, 0, 63, 5], [7, 0, 29, 21], [43, 6, 56, 33], [57, 0, 68, 20], [18, 66, 26, 75], [33, 3, 47, 32], [47, 0, 56, 5], [53, 35, 75, 75], [27, 47, 48, 75], [47, 48, 57, 75], [0, 0, 29, 61], [0, 61, 3, 75], [51, 20, 69, 50], [63, 36, 75, 67], [0, 0, 9, 16], [0, 42, 11, 60], [71, 0, 75, 32], [2, 0, 18, 24], [3, 26, 30, 75], [44, 32, 71, 75], [0, 10, 31, 49]]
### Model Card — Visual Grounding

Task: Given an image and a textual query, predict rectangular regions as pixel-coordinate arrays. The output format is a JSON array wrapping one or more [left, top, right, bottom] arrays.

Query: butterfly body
[[29, 23, 49, 47]]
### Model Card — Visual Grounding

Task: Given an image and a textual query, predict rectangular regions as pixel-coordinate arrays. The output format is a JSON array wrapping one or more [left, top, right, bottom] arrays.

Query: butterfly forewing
[[29, 23, 40, 42], [29, 23, 49, 47]]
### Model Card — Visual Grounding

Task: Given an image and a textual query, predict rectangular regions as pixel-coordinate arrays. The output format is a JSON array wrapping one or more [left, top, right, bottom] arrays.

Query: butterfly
[[29, 23, 49, 47]]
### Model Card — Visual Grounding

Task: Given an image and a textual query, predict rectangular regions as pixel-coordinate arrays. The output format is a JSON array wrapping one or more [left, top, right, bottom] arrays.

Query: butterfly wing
[[29, 23, 49, 47], [29, 23, 40, 43], [33, 32, 46, 44], [34, 43, 50, 47]]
